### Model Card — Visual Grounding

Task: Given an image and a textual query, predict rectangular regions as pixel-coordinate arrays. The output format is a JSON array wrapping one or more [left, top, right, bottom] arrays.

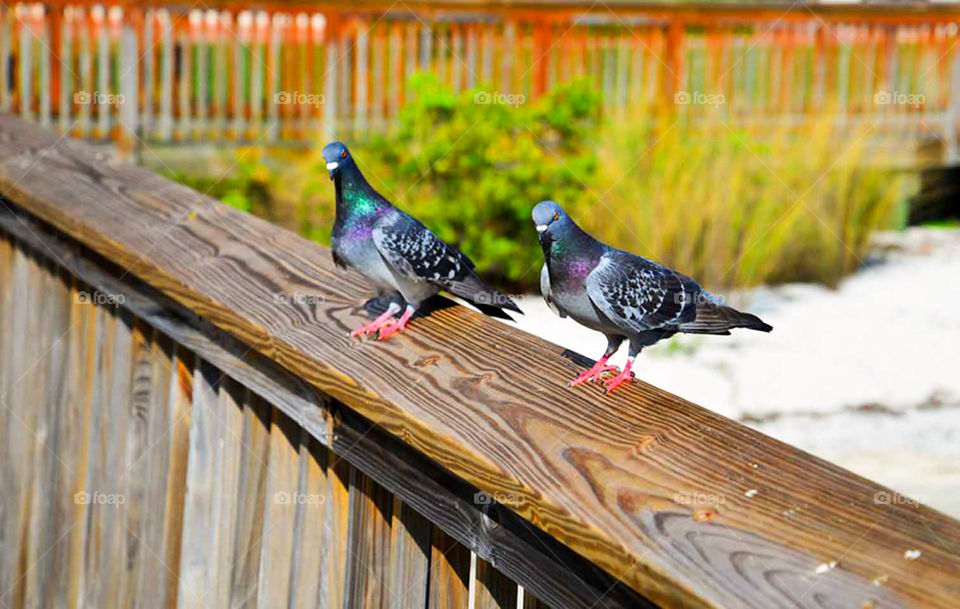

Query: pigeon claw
[[377, 308, 413, 341], [603, 361, 635, 394], [570, 357, 619, 387], [351, 305, 402, 338]]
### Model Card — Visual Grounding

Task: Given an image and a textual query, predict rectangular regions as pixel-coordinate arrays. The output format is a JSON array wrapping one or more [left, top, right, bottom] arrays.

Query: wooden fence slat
[[428, 527, 471, 609], [157, 347, 195, 608], [0, 247, 37, 608], [474, 558, 518, 609], [210, 378, 246, 609], [133, 331, 177, 609], [177, 358, 222, 608], [158, 11, 172, 140], [256, 406, 302, 608], [102, 309, 137, 609], [228, 394, 271, 608], [21, 260, 70, 607], [386, 497, 431, 609], [288, 435, 328, 609], [117, 320, 156, 608], [318, 453, 351, 609], [344, 469, 393, 607]]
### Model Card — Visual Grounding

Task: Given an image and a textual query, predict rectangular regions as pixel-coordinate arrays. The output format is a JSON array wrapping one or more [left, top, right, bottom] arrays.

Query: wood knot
[[692, 508, 717, 522], [414, 355, 441, 368], [630, 435, 656, 457], [472, 372, 495, 385]]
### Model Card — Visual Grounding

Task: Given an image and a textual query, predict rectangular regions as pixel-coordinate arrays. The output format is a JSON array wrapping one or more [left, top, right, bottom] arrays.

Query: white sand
[[506, 227, 960, 516]]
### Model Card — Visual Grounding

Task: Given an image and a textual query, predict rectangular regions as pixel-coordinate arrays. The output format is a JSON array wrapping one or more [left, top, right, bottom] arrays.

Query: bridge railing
[[2, 1, 960, 153], [1, 114, 959, 608]]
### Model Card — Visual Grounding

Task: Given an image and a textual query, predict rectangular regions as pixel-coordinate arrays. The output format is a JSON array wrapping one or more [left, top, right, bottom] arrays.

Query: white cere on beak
[[326, 161, 339, 170], [536, 224, 549, 233]]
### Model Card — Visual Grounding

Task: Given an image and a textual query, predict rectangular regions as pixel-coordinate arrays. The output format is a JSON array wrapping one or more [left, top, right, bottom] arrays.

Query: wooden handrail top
[[1, 114, 958, 608]]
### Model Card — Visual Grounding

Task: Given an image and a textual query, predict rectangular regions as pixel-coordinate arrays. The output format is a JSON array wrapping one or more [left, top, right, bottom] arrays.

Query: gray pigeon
[[532, 200, 772, 393], [323, 142, 521, 339]]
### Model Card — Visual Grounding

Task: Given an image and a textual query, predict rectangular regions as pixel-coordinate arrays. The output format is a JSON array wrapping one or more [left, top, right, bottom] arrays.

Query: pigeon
[[323, 141, 521, 339], [532, 200, 772, 393]]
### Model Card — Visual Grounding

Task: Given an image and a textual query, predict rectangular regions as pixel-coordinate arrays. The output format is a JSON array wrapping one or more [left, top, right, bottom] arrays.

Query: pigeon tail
[[447, 273, 523, 317], [680, 304, 772, 334]]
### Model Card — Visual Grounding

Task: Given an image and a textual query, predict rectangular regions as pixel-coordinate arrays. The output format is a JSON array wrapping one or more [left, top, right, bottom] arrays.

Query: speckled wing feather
[[372, 209, 472, 285], [585, 250, 699, 333]]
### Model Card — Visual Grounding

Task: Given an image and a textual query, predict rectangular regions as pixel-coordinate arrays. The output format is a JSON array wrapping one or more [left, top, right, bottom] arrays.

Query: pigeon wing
[[540, 264, 565, 317], [585, 251, 698, 333], [372, 210, 470, 285]]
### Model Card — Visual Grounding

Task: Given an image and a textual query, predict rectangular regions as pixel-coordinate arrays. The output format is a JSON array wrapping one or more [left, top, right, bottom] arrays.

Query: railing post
[[946, 23, 960, 163], [322, 11, 339, 142], [664, 19, 685, 109], [118, 5, 141, 159]]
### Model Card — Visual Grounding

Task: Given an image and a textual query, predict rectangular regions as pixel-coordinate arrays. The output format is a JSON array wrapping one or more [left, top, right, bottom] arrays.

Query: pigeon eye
[[553, 212, 559, 221], [340, 149, 348, 159]]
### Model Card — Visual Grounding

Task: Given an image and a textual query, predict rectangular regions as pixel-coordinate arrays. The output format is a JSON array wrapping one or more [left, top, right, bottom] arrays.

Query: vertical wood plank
[[256, 406, 302, 608], [354, 21, 369, 135], [288, 435, 329, 609], [79, 303, 117, 607], [119, 14, 139, 155], [177, 359, 222, 608], [229, 395, 271, 608], [344, 469, 393, 608], [322, 13, 339, 142], [386, 497, 431, 609], [100, 308, 137, 609], [428, 527, 471, 609], [159, 11, 173, 140], [232, 11, 245, 139], [133, 331, 176, 609], [266, 13, 280, 141], [317, 454, 350, 609], [156, 347, 195, 608], [210, 379, 246, 609], [0, 7, 10, 112], [39, 16, 51, 128], [20, 17, 33, 120], [178, 20, 192, 140], [96, 12, 110, 137], [117, 320, 157, 609], [0, 247, 37, 609], [22, 261, 70, 608], [45, 279, 100, 609], [474, 559, 518, 609]]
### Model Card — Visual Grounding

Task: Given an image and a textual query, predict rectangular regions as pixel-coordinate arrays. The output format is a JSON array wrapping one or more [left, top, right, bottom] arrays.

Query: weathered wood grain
[[474, 558, 518, 609], [386, 497, 431, 609], [229, 395, 271, 609], [178, 359, 223, 609], [0, 205, 649, 608], [256, 406, 303, 608], [344, 469, 394, 608], [428, 527, 472, 609], [211, 379, 246, 609], [288, 435, 329, 609], [1, 114, 960, 608], [160, 347, 195, 609], [23, 261, 71, 608], [134, 331, 177, 609]]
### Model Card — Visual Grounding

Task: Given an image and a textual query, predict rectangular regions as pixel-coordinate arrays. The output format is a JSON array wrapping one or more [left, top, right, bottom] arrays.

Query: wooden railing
[[1, 1, 960, 152], [1, 114, 959, 608]]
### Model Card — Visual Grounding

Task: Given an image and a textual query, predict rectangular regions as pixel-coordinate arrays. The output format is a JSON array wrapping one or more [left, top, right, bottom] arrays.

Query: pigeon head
[[322, 141, 354, 179], [532, 200, 573, 246]]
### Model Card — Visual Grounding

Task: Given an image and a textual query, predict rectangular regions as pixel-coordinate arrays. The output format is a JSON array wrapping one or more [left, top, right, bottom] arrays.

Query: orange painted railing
[[1, 1, 959, 154]]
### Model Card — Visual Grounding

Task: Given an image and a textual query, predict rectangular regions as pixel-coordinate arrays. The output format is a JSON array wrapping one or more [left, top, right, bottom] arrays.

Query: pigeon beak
[[536, 224, 548, 233], [326, 161, 339, 171]]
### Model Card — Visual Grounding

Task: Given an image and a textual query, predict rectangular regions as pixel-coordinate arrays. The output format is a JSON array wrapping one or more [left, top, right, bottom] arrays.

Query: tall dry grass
[[579, 110, 908, 289]]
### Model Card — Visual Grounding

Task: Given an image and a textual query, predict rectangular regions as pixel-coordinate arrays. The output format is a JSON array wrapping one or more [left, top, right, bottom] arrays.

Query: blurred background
[[3, 0, 958, 514]]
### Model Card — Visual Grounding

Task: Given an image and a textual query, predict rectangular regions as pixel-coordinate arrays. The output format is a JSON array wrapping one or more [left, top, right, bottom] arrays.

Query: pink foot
[[351, 306, 400, 338], [570, 355, 619, 387], [604, 360, 634, 394], [377, 307, 413, 341]]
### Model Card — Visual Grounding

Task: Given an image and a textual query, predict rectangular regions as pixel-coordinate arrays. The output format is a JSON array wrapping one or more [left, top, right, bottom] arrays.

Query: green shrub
[[163, 77, 910, 292]]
